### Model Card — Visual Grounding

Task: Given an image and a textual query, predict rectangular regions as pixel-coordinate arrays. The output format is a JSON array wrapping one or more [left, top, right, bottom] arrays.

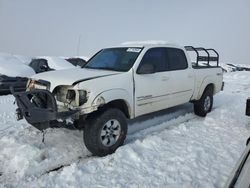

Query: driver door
[[134, 48, 172, 117]]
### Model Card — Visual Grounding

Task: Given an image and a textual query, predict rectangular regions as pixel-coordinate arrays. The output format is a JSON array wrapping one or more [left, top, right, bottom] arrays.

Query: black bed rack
[[184, 46, 219, 67]]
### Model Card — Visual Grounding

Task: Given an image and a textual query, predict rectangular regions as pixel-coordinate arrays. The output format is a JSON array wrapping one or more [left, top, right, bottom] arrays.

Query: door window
[[138, 48, 167, 73]]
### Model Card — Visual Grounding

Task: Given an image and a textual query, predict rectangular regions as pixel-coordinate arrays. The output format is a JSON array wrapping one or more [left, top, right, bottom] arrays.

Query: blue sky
[[0, 0, 249, 64]]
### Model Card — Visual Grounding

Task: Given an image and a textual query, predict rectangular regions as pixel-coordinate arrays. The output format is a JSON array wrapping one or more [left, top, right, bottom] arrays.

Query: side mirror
[[137, 63, 155, 74]]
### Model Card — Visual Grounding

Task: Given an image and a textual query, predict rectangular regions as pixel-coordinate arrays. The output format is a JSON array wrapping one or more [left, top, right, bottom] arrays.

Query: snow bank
[[14, 55, 33, 65], [41, 57, 75, 70], [0, 53, 81, 78], [62, 56, 89, 62], [0, 72, 250, 187], [220, 63, 250, 72], [0, 54, 35, 77], [79, 56, 89, 61]]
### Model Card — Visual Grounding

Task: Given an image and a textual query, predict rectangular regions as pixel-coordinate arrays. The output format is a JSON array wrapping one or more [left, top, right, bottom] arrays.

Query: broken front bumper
[[12, 89, 79, 130]]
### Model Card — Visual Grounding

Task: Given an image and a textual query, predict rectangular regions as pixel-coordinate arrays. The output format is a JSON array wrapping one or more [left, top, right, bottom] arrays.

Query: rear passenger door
[[165, 48, 194, 106]]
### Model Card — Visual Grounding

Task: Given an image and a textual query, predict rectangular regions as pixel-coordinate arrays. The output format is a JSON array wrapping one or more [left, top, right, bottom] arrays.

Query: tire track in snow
[[127, 113, 196, 144]]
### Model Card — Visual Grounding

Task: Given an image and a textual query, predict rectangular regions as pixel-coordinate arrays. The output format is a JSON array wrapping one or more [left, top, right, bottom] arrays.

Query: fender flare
[[197, 77, 215, 100]]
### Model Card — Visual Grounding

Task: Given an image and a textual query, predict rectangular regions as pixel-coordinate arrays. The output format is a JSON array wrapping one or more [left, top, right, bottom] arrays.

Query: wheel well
[[101, 100, 130, 118], [191, 83, 215, 103], [205, 83, 215, 94]]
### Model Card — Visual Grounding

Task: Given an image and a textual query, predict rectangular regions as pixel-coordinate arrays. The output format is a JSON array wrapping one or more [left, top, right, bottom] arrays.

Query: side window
[[138, 48, 167, 73], [167, 48, 188, 71]]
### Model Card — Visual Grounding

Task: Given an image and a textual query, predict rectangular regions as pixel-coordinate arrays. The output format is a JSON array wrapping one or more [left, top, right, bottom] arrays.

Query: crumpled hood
[[32, 68, 119, 90]]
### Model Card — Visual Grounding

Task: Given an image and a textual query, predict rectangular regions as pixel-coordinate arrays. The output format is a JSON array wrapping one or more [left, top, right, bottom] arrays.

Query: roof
[[111, 41, 183, 49]]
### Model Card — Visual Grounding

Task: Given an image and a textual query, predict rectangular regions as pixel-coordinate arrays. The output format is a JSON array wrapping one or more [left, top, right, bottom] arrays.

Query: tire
[[194, 87, 213, 117], [84, 108, 128, 156]]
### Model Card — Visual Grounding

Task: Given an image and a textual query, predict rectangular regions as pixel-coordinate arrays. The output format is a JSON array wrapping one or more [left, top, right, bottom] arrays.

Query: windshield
[[85, 47, 142, 72]]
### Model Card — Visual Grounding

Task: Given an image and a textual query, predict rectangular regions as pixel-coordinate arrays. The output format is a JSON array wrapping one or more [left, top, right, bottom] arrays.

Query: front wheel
[[84, 108, 127, 156], [194, 87, 213, 117]]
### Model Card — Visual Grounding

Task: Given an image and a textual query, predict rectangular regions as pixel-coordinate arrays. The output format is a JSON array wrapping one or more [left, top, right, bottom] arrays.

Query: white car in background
[[29, 57, 76, 73], [44, 57, 75, 70], [0, 53, 35, 95], [14, 54, 33, 65], [0, 53, 35, 77], [0, 53, 76, 95]]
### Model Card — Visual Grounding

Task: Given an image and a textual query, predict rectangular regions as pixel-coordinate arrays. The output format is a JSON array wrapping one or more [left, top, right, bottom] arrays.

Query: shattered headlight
[[27, 79, 50, 91], [66, 89, 88, 106], [55, 86, 88, 107]]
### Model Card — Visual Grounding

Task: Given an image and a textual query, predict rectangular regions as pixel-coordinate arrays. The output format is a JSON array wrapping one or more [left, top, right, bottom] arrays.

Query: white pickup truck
[[13, 43, 223, 156]]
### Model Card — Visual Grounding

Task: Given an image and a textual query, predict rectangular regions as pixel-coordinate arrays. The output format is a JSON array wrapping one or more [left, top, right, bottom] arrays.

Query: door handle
[[161, 76, 169, 81], [188, 74, 193, 78]]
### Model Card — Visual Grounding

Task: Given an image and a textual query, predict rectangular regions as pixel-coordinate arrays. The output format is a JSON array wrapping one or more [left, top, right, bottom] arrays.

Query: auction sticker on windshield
[[127, 48, 142, 53]]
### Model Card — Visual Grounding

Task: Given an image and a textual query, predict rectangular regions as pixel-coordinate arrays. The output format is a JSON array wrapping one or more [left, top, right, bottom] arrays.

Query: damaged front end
[[11, 80, 80, 130]]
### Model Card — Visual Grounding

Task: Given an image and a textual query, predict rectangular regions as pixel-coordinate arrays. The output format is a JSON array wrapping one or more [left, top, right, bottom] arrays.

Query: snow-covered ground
[[0, 71, 250, 187]]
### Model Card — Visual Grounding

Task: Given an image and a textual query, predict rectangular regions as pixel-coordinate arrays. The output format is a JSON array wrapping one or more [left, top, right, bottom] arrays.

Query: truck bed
[[191, 67, 223, 101]]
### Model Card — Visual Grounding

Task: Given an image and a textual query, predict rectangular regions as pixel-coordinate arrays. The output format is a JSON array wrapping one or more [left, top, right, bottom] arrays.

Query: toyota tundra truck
[[12, 43, 223, 156]]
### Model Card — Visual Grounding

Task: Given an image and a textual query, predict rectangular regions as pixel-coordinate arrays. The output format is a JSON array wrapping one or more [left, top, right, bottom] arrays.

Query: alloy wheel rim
[[100, 119, 121, 147]]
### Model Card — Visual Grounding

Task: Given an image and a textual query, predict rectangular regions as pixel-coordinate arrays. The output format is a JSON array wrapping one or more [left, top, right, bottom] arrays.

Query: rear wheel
[[194, 87, 213, 117], [84, 108, 127, 156]]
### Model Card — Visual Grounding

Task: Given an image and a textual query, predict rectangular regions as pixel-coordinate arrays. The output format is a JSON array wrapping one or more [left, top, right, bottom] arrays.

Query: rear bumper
[[246, 98, 250, 116], [12, 89, 79, 130]]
